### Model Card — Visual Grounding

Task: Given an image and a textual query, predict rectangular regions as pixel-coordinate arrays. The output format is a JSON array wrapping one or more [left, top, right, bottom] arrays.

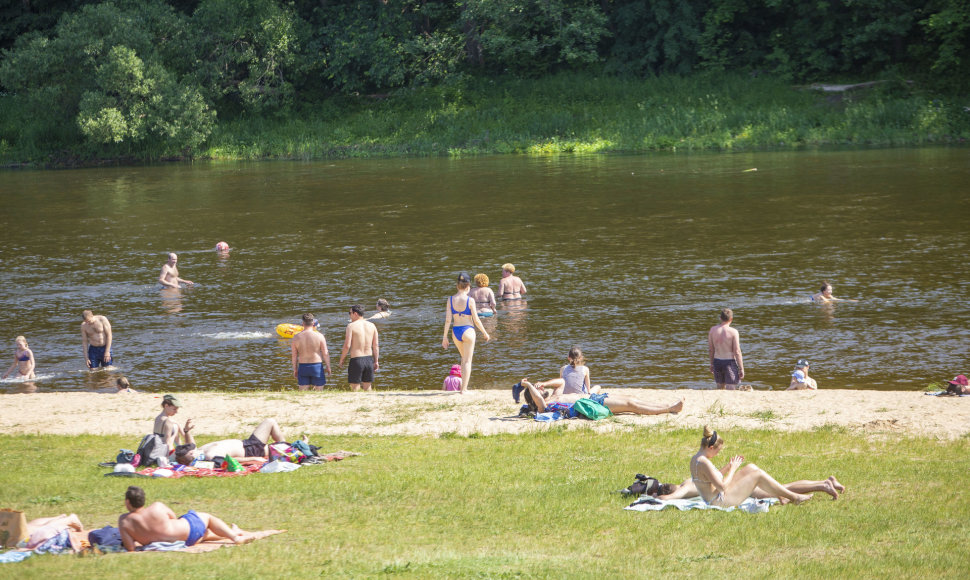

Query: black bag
[[116, 449, 135, 464], [622, 474, 661, 496], [135, 434, 169, 467]]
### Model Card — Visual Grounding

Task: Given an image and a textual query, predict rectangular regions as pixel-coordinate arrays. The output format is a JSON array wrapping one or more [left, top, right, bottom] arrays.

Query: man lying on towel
[[119, 486, 253, 550], [174, 418, 289, 465]]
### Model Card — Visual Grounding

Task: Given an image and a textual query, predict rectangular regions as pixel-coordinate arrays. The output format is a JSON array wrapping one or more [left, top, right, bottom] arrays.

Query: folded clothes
[[624, 496, 778, 514]]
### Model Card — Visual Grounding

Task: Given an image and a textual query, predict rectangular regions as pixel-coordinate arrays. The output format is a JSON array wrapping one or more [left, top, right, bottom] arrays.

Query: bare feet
[[792, 493, 813, 505], [822, 480, 839, 500], [828, 476, 845, 494], [670, 399, 684, 414], [778, 497, 791, 506]]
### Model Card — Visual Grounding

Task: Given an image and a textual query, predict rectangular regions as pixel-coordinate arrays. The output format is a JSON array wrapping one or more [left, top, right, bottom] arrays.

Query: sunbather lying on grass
[[118, 486, 253, 550], [174, 418, 296, 465], [520, 379, 683, 416]]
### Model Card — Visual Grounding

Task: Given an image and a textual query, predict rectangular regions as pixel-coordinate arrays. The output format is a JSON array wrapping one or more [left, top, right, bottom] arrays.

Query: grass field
[[2, 428, 967, 578]]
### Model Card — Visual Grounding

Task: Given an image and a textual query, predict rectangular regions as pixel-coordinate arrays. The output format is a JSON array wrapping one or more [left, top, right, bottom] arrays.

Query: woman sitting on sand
[[687, 426, 845, 507], [2, 335, 36, 380], [520, 378, 683, 416]]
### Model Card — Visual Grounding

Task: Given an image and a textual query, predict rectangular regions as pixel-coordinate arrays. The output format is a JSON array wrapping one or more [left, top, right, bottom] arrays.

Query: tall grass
[[2, 428, 967, 578]]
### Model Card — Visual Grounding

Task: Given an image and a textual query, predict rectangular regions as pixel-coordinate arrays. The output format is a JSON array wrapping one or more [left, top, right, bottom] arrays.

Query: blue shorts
[[87, 345, 111, 368], [179, 510, 205, 546], [452, 325, 473, 341], [589, 393, 609, 406], [297, 362, 326, 387]]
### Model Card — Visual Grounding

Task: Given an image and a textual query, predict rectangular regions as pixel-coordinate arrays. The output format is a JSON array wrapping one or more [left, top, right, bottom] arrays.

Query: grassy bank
[[3, 73, 970, 166], [3, 428, 967, 578], [204, 73, 970, 161]]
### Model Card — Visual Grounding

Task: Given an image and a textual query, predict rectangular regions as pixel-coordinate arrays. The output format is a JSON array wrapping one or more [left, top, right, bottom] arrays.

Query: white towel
[[624, 496, 777, 513]]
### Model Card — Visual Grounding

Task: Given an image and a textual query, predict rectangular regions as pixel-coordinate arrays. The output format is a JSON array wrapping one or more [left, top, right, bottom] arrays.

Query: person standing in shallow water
[[442, 272, 491, 393], [81, 310, 113, 369], [158, 252, 193, 289], [2, 335, 35, 379], [498, 263, 527, 300], [708, 308, 743, 390]]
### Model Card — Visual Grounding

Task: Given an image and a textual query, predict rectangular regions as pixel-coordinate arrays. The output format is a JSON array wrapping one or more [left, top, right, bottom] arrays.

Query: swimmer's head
[[701, 425, 724, 450], [117, 376, 131, 390], [502, 263, 515, 274], [215, 241, 229, 252], [457, 272, 471, 290], [167, 252, 178, 263], [82, 310, 94, 321], [567, 346, 584, 367], [302, 313, 315, 327], [820, 281, 833, 295], [719, 308, 733, 322], [125, 485, 146, 509], [474, 273, 489, 288], [376, 299, 390, 312]]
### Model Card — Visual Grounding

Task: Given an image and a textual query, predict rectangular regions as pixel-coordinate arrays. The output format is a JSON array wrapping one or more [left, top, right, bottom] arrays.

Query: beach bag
[[572, 398, 612, 420], [135, 434, 169, 467], [0, 508, 28, 548], [88, 526, 122, 547], [116, 449, 136, 465], [269, 443, 306, 464], [223, 456, 244, 472]]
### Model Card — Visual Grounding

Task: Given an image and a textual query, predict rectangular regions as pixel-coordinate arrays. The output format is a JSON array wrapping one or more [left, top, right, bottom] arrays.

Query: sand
[[1, 389, 967, 440]]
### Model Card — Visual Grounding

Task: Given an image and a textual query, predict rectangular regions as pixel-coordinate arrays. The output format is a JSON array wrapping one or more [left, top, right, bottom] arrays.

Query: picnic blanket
[[624, 496, 778, 514], [127, 450, 361, 479], [132, 530, 286, 554], [924, 391, 970, 397]]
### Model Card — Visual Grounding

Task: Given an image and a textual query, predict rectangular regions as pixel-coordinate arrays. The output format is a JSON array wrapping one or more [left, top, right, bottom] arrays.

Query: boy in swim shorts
[[119, 486, 252, 550]]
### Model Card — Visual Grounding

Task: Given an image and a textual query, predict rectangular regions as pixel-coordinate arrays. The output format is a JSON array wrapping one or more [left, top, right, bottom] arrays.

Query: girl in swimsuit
[[689, 426, 815, 507], [442, 272, 491, 393], [2, 335, 36, 380]]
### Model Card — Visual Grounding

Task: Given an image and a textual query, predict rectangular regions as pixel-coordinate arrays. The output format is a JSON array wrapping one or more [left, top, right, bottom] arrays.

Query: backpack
[[135, 434, 169, 467], [572, 397, 612, 420]]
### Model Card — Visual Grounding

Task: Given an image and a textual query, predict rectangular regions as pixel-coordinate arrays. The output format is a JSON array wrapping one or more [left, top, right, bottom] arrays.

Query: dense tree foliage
[[1, 0, 968, 158]]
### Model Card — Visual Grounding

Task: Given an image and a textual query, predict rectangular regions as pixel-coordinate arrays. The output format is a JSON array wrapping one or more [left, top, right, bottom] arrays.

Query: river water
[[1, 149, 967, 393]]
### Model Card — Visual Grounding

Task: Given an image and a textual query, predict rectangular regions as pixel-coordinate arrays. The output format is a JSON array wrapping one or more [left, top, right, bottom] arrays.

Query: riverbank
[[3, 73, 969, 166], [3, 389, 966, 439]]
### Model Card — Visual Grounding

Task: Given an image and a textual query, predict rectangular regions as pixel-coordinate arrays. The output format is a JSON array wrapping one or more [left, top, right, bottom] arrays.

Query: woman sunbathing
[[685, 426, 845, 507], [520, 379, 683, 416]]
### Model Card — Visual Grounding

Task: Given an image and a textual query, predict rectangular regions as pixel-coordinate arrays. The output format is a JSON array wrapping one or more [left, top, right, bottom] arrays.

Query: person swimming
[[812, 281, 856, 303]]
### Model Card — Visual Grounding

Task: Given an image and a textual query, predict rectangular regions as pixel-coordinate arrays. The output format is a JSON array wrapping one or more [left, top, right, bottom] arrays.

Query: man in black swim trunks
[[174, 418, 289, 465], [339, 304, 380, 391], [708, 308, 744, 390]]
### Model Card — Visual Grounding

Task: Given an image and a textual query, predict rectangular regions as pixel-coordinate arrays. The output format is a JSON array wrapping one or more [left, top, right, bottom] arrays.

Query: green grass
[[2, 429, 968, 578], [3, 72, 970, 165]]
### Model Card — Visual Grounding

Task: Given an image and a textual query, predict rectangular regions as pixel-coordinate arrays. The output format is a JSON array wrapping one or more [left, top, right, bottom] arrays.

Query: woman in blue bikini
[[442, 272, 491, 393], [2, 335, 36, 380]]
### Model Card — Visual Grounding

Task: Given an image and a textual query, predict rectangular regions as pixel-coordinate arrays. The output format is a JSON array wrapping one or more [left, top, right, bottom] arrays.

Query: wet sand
[[1, 389, 967, 440]]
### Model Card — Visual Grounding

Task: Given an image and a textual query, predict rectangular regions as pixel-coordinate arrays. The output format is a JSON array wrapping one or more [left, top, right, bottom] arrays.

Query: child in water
[[443, 365, 462, 391]]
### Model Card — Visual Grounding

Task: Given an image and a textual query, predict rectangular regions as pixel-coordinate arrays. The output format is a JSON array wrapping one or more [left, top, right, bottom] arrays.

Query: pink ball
[[215, 241, 229, 252]]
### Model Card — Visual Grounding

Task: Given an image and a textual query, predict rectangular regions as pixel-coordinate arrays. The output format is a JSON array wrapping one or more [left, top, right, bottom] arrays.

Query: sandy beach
[[1, 389, 967, 440]]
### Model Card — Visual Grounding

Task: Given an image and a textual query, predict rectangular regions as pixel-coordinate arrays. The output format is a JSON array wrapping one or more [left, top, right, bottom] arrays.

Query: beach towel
[[624, 496, 778, 514], [126, 530, 286, 554], [924, 391, 970, 397], [130, 451, 360, 479]]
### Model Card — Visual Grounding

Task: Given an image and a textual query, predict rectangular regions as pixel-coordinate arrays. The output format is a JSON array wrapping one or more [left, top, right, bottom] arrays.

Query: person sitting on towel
[[174, 418, 291, 465], [118, 486, 252, 550]]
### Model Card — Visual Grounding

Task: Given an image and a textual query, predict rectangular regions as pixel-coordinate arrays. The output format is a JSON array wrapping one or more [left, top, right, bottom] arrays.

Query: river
[[1, 148, 967, 392]]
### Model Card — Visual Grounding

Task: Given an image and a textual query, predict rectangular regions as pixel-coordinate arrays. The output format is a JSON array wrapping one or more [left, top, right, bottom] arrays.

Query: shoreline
[[1, 389, 966, 440]]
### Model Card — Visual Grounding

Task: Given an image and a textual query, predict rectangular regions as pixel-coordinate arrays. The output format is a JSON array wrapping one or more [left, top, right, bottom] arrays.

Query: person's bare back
[[119, 501, 189, 547], [708, 309, 744, 389], [292, 328, 328, 364], [708, 324, 739, 360], [345, 318, 378, 358]]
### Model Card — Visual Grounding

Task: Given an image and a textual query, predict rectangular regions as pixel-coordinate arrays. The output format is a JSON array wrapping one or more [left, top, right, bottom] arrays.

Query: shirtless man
[[174, 418, 288, 465], [497, 263, 527, 300], [290, 312, 331, 390], [118, 486, 251, 550], [81, 310, 113, 369], [708, 308, 744, 390], [339, 304, 379, 391], [158, 252, 194, 289]]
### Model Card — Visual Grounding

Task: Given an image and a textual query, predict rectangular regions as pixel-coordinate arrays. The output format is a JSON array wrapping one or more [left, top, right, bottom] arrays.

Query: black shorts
[[348, 356, 374, 384], [241, 434, 266, 457]]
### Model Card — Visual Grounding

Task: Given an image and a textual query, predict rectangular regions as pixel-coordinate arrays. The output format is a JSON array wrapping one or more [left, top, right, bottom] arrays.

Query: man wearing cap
[[81, 310, 113, 369], [153, 394, 188, 454], [290, 312, 331, 391], [787, 360, 818, 390], [339, 304, 379, 391], [708, 308, 744, 390]]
